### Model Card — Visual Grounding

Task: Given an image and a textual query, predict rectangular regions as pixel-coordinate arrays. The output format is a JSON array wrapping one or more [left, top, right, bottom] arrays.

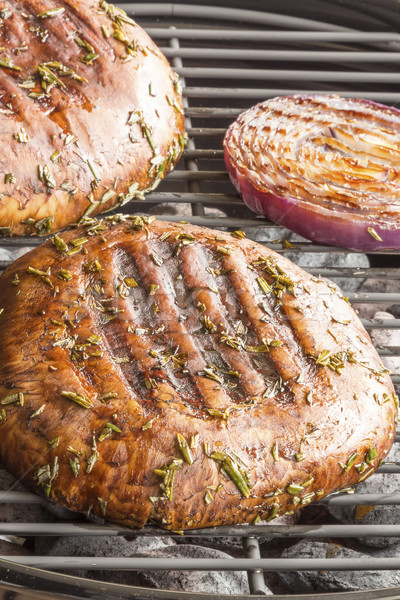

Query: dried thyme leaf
[[366, 447, 377, 464], [286, 483, 304, 495], [14, 128, 29, 143], [0, 409, 6, 424]]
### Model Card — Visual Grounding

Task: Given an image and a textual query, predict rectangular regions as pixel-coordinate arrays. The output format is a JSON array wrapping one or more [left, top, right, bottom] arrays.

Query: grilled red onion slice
[[224, 95, 400, 251]]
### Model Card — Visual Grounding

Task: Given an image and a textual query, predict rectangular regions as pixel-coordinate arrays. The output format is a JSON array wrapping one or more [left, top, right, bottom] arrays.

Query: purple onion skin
[[224, 95, 400, 253]]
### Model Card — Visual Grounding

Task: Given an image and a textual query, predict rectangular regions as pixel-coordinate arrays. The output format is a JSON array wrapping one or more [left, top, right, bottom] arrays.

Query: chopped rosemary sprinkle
[[271, 442, 279, 463], [306, 391, 313, 405], [256, 276, 272, 295], [69, 457, 80, 478], [0, 56, 21, 71], [367, 227, 383, 242], [190, 433, 199, 449], [230, 230, 246, 239], [177, 433, 193, 465], [154, 458, 183, 501], [217, 245, 233, 256], [286, 483, 304, 495], [98, 497, 107, 516], [29, 404, 46, 419], [142, 418, 155, 430], [144, 378, 158, 390], [150, 252, 163, 266], [52, 234, 68, 254], [48, 437, 60, 448], [1, 392, 23, 406], [61, 391, 93, 409], [37, 7, 65, 18], [366, 447, 377, 464], [124, 277, 138, 288], [340, 452, 358, 473], [38, 164, 56, 188], [149, 283, 159, 295], [200, 315, 217, 333], [98, 422, 122, 441], [252, 255, 297, 298], [86, 436, 99, 473], [204, 489, 214, 504], [266, 503, 280, 521], [4, 173, 16, 184], [314, 349, 346, 374], [209, 451, 251, 498], [14, 128, 29, 143], [58, 269, 72, 281], [0, 409, 5, 424]]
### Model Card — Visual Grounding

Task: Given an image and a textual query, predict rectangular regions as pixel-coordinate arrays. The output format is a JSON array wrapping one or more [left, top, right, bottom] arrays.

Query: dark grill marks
[[127, 237, 241, 411], [222, 252, 304, 383], [179, 243, 266, 399]]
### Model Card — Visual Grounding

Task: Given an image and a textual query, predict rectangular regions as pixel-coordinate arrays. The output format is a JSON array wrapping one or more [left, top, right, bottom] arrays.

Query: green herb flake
[[37, 7, 65, 18], [14, 128, 29, 143], [48, 436, 60, 448], [61, 390, 93, 409], [97, 497, 107, 516], [142, 418, 155, 430], [266, 503, 280, 521], [149, 283, 159, 295], [204, 489, 214, 504], [4, 173, 16, 184], [58, 268, 72, 281], [366, 447, 377, 464], [86, 436, 99, 473], [341, 452, 358, 473], [154, 458, 183, 501], [271, 442, 279, 463], [210, 451, 251, 498], [256, 276, 272, 295], [286, 483, 304, 495], [200, 315, 217, 333], [69, 457, 80, 478], [0, 409, 6, 424], [30, 404, 46, 419], [52, 234, 68, 254], [177, 433, 193, 465], [367, 227, 383, 242]]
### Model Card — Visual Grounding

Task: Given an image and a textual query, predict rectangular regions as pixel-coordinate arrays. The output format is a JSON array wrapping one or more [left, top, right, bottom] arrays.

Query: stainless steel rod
[[126, 4, 350, 32], [146, 28, 400, 42], [177, 67, 400, 83], [6, 555, 400, 571], [184, 88, 400, 102], [243, 537, 268, 596], [162, 48, 400, 63]]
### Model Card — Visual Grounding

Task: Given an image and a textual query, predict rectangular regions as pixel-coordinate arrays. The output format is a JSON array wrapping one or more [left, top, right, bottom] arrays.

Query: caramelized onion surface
[[224, 95, 400, 251]]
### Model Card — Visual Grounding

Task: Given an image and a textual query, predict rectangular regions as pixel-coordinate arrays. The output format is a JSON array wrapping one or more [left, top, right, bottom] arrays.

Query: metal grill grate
[[0, 2, 400, 598]]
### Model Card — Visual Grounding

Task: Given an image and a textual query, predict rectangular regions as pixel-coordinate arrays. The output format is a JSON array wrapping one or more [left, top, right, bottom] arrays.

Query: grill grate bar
[[148, 28, 400, 43], [7, 555, 400, 572], [163, 48, 400, 63], [4, 519, 400, 538], [128, 4, 350, 31], [177, 67, 400, 83], [184, 88, 400, 101], [243, 537, 268, 595]]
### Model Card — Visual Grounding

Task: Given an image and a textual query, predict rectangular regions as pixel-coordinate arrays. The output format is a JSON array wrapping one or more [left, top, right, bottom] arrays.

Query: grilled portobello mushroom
[[0, 1, 184, 235], [0, 216, 396, 530]]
